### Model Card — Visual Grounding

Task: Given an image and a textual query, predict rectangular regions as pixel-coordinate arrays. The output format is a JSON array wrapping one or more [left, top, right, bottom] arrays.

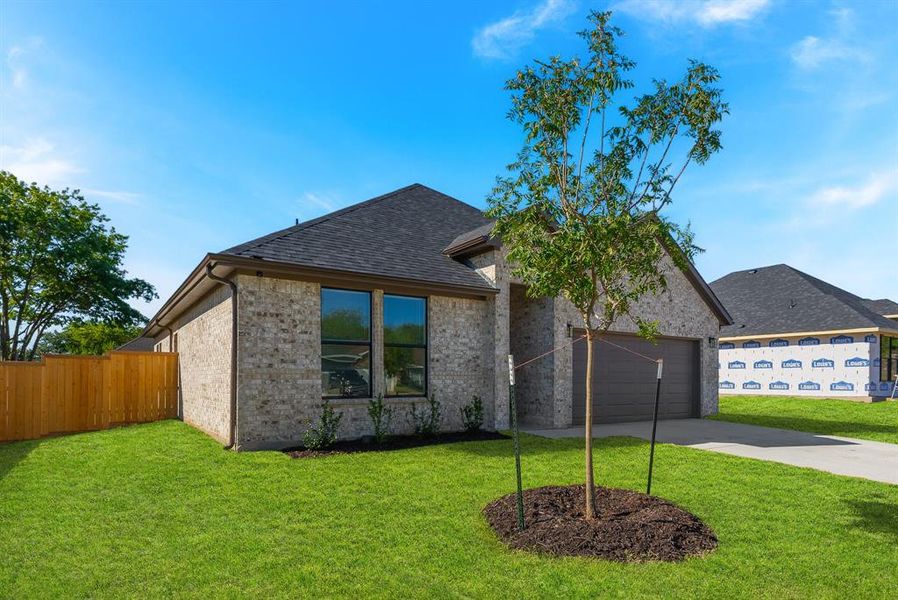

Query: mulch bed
[[284, 430, 508, 458], [483, 484, 717, 562]]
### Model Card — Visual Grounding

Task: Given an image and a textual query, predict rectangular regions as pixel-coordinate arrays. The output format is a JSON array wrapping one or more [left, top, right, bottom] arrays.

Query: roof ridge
[[223, 183, 424, 255]]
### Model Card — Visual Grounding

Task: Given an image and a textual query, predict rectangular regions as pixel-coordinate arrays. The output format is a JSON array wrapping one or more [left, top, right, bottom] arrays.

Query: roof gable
[[222, 184, 495, 292]]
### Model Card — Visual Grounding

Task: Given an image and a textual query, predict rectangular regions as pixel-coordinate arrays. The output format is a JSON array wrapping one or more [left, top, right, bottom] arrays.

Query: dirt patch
[[483, 484, 717, 562], [285, 430, 508, 458]]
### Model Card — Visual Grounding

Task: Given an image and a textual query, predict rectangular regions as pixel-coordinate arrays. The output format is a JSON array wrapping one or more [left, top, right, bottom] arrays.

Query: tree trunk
[[583, 326, 597, 519]]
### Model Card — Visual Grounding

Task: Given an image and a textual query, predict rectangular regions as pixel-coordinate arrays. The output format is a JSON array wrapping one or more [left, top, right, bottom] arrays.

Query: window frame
[[321, 287, 373, 399], [882, 335, 898, 384], [383, 293, 428, 398]]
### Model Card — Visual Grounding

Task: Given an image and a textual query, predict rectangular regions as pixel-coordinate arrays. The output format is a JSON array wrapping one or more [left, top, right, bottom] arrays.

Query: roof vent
[[748, 269, 758, 274], [789, 299, 797, 309]]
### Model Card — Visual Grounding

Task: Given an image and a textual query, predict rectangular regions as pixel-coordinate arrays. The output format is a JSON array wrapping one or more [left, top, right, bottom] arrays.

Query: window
[[383, 294, 427, 397], [321, 288, 371, 398], [881, 335, 898, 383]]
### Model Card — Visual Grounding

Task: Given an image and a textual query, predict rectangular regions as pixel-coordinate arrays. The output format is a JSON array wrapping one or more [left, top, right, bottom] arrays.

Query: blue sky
[[1, 0, 896, 318]]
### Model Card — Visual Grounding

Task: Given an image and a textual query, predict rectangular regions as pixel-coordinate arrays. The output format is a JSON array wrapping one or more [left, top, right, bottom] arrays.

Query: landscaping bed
[[284, 430, 508, 458], [483, 484, 717, 562]]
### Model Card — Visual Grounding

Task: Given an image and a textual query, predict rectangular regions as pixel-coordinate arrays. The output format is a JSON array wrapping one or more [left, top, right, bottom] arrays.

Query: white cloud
[[82, 189, 142, 205], [614, 0, 769, 27], [789, 9, 869, 71], [4, 37, 43, 90], [0, 138, 83, 186], [299, 191, 337, 213], [472, 0, 577, 60], [807, 171, 898, 210]]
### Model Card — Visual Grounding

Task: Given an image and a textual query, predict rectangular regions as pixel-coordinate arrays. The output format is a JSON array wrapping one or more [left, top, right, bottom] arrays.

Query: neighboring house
[[711, 264, 898, 400], [144, 184, 731, 450], [116, 336, 156, 352]]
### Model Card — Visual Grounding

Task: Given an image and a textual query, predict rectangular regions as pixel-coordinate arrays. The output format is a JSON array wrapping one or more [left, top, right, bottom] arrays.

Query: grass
[[1, 421, 896, 599], [713, 395, 898, 444]]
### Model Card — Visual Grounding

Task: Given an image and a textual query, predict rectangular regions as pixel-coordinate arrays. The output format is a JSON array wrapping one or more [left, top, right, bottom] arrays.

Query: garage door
[[572, 330, 699, 424]]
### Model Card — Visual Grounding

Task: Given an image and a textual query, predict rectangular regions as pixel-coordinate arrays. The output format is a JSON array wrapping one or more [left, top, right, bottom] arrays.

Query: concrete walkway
[[524, 419, 898, 485]]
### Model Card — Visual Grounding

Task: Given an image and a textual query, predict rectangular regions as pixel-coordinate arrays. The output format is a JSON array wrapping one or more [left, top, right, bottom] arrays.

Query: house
[[116, 336, 156, 352], [144, 184, 731, 450], [711, 264, 898, 400]]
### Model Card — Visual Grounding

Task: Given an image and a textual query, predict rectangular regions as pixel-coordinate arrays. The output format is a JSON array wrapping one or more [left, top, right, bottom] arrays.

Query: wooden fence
[[0, 351, 178, 443]]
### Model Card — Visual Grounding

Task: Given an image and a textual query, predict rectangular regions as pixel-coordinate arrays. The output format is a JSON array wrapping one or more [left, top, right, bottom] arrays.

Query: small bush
[[367, 393, 392, 444], [303, 399, 343, 450], [461, 395, 484, 432], [408, 393, 441, 437]]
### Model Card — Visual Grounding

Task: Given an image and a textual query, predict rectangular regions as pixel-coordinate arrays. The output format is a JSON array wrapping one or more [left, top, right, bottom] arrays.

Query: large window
[[321, 288, 371, 398], [384, 294, 427, 397], [881, 335, 898, 383]]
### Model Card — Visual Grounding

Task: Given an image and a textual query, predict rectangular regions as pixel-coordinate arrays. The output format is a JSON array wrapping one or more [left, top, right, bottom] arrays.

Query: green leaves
[[37, 320, 144, 356], [486, 10, 726, 335], [0, 171, 156, 360]]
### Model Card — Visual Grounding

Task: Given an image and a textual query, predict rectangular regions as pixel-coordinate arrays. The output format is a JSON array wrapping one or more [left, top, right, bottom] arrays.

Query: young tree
[[487, 11, 726, 518], [38, 320, 145, 356], [0, 171, 156, 361]]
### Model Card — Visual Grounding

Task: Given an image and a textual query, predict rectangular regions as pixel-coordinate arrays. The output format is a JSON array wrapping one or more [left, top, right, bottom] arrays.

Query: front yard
[[714, 395, 898, 444], [1, 421, 896, 598]]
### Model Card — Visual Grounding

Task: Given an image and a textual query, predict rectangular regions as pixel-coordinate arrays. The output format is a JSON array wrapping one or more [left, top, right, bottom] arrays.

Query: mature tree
[[0, 171, 156, 361], [38, 320, 144, 356], [487, 12, 726, 518]]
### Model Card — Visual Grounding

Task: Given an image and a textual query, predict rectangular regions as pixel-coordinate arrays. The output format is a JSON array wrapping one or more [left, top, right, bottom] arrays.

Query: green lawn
[[713, 395, 898, 444], [1, 421, 896, 599]]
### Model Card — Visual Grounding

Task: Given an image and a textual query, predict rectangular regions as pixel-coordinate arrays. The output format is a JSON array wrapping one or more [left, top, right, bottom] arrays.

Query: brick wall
[[233, 275, 496, 450], [155, 286, 232, 443], [551, 252, 721, 421], [509, 284, 555, 427]]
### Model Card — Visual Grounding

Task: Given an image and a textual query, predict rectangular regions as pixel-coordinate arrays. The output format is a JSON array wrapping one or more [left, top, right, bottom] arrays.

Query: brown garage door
[[572, 330, 699, 424]]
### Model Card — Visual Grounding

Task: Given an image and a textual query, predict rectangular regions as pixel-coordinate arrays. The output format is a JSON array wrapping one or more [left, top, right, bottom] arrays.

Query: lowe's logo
[[754, 360, 773, 369], [864, 335, 877, 344], [769, 339, 790, 347], [830, 381, 854, 392], [830, 335, 854, 344], [799, 337, 820, 346], [881, 382, 891, 391], [845, 357, 869, 368], [743, 381, 762, 390], [742, 340, 761, 348], [782, 359, 802, 369], [769, 381, 790, 390], [719, 381, 735, 390], [865, 382, 877, 392], [719, 342, 735, 350], [798, 381, 821, 391], [812, 358, 835, 369], [728, 361, 746, 369]]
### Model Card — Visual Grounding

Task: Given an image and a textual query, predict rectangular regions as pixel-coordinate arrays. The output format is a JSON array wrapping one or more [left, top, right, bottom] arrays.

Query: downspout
[[206, 262, 239, 450], [154, 319, 177, 417], [155, 319, 174, 351]]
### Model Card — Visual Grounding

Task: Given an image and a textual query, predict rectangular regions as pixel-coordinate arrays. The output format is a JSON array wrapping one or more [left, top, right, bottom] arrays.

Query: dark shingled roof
[[116, 336, 155, 352], [862, 298, 898, 316], [711, 264, 898, 337], [222, 184, 495, 292]]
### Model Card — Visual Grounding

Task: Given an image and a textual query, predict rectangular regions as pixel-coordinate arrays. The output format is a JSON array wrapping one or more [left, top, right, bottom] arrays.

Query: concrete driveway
[[524, 419, 898, 485]]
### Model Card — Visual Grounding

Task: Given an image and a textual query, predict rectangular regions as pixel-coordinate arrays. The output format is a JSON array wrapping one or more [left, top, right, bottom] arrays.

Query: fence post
[[647, 358, 663, 495], [508, 354, 525, 531]]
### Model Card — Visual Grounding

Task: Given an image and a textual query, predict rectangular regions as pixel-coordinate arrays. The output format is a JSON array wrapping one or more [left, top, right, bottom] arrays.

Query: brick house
[[145, 184, 732, 450]]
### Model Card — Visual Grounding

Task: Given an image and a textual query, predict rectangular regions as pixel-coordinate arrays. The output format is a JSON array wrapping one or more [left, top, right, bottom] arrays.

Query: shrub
[[408, 393, 441, 436], [461, 395, 484, 432], [303, 399, 343, 450], [367, 393, 392, 444]]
